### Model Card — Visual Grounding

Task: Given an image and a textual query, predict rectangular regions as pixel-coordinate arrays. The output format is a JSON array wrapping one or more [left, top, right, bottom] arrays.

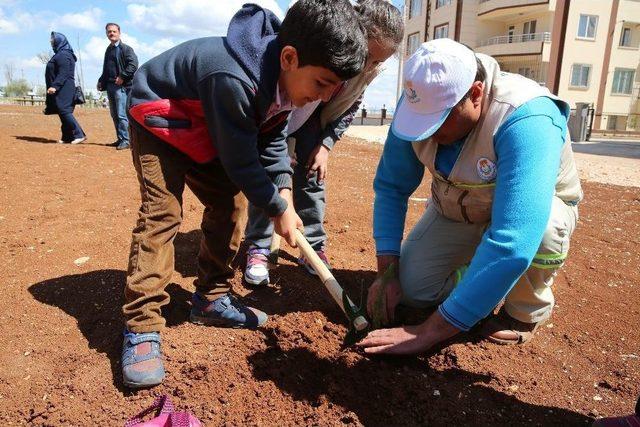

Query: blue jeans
[[107, 83, 130, 144], [245, 110, 327, 250]]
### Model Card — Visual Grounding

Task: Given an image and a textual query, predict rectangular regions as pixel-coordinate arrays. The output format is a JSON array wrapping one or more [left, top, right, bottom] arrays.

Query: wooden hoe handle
[[294, 229, 369, 332]]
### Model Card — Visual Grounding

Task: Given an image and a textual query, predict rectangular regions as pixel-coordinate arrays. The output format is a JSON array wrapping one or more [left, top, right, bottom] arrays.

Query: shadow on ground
[[248, 330, 593, 425], [28, 269, 193, 390], [14, 135, 58, 144], [173, 231, 375, 325], [14, 135, 117, 147]]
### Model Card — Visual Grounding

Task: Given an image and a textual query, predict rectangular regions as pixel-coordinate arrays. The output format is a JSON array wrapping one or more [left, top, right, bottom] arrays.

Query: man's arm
[[438, 97, 567, 330], [97, 49, 107, 91], [365, 131, 424, 323], [120, 45, 139, 84], [372, 130, 424, 258]]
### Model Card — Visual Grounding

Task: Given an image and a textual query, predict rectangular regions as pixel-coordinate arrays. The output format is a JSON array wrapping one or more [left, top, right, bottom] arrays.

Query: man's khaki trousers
[[399, 196, 578, 323]]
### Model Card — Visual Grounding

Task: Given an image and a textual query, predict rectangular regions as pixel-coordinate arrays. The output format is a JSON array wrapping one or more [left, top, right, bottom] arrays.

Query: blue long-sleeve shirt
[[373, 96, 568, 330]]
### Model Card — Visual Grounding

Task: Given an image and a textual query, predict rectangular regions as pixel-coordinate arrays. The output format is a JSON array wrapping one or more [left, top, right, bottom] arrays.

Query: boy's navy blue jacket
[[129, 4, 292, 217], [45, 32, 77, 115]]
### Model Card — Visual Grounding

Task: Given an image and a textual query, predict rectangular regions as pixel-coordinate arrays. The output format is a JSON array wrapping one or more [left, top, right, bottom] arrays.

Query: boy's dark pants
[[124, 121, 247, 333], [245, 110, 326, 251]]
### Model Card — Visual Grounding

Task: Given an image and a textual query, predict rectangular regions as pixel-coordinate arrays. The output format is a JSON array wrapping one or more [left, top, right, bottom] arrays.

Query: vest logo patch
[[476, 157, 497, 181]]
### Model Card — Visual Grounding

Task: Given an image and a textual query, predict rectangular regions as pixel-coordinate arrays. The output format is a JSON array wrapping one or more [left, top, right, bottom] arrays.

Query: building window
[[409, 0, 422, 19], [436, 0, 451, 8], [508, 25, 515, 43], [518, 67, 534, 79], [434, 23, 449, 39], [407, 32, 420, 56], [577, 14, 598, 39], [523, 20, 537, 41], [570, 64, 591, 88], [612, 69, 634, 94], [620, 27, 632, 47]]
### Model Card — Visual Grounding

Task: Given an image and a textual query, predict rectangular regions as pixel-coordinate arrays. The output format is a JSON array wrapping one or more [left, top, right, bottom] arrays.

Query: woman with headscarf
[[45, 32, 86, 144]]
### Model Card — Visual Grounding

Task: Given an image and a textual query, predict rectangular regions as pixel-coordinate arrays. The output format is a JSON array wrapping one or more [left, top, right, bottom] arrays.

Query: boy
[[244, 0, 404, 285], [121, 0, 367, 388]]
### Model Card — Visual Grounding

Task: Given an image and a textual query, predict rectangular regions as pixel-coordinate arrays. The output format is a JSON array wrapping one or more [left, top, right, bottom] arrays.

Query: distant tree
[[4, 64, 15, 84], [34, 85, 47, 97], [4, 79, 31, 97], [37, 51, 53, 64]]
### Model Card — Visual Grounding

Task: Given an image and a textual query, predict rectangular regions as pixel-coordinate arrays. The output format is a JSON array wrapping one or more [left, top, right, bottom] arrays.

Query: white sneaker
[[58, 139, 66, 144], [244, 248, 271, 286], [70, 137, 86, 145]]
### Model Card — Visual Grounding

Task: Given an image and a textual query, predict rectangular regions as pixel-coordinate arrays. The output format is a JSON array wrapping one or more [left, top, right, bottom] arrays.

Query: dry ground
[[0, 106, 638, 426]]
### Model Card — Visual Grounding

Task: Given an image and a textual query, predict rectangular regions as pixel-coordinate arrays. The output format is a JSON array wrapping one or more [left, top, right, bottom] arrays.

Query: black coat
[[45, 32, 77, 115], [98, 42, 138, 89]]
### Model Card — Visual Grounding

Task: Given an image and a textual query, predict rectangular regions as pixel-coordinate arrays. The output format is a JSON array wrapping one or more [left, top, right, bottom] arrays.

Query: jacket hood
[[226, 4, 281, 95], [51, 32, 77, 60]]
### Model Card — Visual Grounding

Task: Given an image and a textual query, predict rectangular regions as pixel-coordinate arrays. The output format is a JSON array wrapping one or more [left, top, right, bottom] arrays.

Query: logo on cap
[[405, 81, 420, 104], [476, 157, 497, 181]]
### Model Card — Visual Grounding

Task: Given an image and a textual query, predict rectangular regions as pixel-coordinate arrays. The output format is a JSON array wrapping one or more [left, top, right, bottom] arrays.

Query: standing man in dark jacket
[[97, 22, 138, 150]]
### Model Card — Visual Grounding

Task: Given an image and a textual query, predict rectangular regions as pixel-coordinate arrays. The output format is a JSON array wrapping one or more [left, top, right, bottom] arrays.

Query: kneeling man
[[359, 39, 582, 354]]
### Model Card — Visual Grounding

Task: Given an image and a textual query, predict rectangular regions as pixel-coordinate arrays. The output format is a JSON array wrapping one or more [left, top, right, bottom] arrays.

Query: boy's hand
[[273, 189, 302, 247], [306, 144, 330, 184]]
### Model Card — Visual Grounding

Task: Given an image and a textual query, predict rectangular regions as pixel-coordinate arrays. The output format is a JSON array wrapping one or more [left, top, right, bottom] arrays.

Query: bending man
[[359, 39, 582, 354]]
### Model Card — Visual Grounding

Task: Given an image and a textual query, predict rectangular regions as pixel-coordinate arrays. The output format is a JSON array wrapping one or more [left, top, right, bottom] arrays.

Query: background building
[[400, 0, 640, 135]]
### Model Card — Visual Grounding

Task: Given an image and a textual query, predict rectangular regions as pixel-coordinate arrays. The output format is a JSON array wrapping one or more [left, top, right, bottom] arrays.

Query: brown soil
[[0, 105, 638, 426]]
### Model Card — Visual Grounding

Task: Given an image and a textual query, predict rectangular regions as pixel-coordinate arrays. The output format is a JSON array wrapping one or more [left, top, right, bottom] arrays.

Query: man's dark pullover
[[104, 46, 119, 82], [129, 4, 292, 217], [98, 42, 138, 88]]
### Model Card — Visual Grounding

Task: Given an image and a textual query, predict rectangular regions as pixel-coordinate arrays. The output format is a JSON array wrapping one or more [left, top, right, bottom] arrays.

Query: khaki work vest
[[412, 54, 583, 224]]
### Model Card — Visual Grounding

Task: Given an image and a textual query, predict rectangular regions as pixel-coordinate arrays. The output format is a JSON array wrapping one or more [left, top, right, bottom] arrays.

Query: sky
[[0, 0, 403, 111]]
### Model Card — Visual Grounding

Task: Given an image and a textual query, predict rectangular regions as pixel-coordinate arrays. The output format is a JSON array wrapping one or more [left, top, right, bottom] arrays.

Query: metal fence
[[2, 96, 110, 109], [592, 113, 640, 138], [354, 107, 394, 126], [479, 32, 551, 47]]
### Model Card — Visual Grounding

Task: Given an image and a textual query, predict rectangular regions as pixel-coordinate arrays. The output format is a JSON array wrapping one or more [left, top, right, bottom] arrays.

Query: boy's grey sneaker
[[116, 141, 131, 150], [244, 248, 270, 286], [121, 330, 165, 388], [298, 249, 331, 276], [190, 292, 267, 329]]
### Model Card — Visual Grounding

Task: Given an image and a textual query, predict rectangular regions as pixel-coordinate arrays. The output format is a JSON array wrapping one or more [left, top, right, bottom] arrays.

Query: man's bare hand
[[47, 87, 56, 94], [357, 310, 460, 355], [272, 189, 302, 247], [115, 76, 124, 86], [306, 144, 330, 184]]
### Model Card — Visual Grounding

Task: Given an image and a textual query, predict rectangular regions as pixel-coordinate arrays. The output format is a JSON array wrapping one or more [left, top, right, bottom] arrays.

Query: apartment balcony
[[477, 0, 553, 20], [476, 32, 552, 59]]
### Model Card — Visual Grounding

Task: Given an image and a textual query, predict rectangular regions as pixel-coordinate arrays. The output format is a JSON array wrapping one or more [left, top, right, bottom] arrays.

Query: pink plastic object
[[125, 395, 202, 427]]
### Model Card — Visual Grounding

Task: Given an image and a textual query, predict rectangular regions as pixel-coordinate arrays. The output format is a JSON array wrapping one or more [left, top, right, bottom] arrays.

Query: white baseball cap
[[392, 38, 478, 141]]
